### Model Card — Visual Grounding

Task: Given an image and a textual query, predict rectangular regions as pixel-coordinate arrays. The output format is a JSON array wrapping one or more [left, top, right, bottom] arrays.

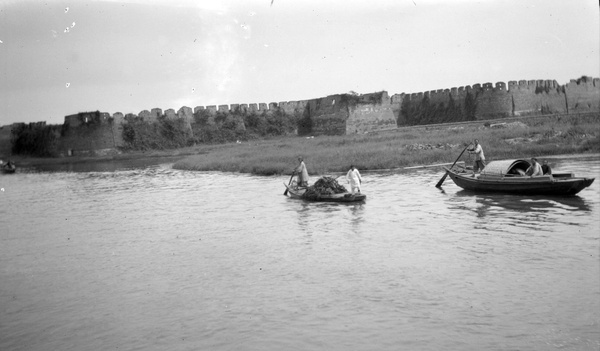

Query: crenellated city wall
[[1, 76, 598, 157], [398, 76, 599, 123]]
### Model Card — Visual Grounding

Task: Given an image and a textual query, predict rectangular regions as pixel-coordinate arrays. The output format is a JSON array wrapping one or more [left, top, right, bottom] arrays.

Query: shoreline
[[6, 114, 600, 176]]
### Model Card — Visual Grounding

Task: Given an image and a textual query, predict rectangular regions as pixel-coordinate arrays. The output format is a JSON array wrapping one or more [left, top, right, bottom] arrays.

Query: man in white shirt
[[526, 158, 543, 176], [346, 165, 362, 194], [467, 139, 486, 174]]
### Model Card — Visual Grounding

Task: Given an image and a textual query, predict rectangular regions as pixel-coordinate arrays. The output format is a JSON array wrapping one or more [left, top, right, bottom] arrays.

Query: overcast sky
[[1, 0, 598, 125]]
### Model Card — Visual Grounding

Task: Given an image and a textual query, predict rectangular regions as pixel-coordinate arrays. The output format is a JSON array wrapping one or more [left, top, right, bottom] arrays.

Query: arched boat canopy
[[480, 159, 531, 176]]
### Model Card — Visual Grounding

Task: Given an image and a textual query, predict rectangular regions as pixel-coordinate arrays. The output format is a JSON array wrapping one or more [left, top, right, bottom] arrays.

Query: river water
[[1, 156, 599, 351]]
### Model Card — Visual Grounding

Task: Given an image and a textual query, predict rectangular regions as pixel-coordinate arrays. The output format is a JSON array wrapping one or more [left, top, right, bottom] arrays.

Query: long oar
[[435, 144, 469, 188], [283, 173, 294, 195]]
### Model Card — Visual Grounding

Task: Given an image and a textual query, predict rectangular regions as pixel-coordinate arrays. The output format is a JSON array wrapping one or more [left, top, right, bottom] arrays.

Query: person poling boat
[[466, 139, 486, 175], [293, 156, 309, 187], [283, 156, 310, 196]]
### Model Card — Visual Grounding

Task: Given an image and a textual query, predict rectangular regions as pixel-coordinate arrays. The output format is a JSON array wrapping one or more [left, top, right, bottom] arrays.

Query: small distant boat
[[1, 163, 16, 174], [284, 183, 366, 202], [444, 159, 594, 196]]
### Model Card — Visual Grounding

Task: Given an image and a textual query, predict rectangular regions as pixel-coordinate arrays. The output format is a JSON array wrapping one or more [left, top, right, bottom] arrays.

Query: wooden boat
[[284, 183, 366, 202], [444, 159, 594, 196], [1, 163, 16, 174]]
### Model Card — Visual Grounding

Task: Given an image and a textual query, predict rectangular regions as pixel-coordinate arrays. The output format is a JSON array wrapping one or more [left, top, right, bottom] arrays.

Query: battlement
[[566, 76, 600, 89], [404, 77, 599, 99], [402, 76, 598, 120], [64, 111, 112, 128]]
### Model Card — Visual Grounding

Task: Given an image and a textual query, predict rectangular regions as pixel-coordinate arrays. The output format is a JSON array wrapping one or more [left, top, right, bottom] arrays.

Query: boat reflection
[[454, 190, 591, 215], [293, 200, 366, 234]]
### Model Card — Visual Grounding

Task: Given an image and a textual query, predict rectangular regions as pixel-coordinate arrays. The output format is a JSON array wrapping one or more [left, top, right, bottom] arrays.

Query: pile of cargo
[[301, 176, 347, 200]]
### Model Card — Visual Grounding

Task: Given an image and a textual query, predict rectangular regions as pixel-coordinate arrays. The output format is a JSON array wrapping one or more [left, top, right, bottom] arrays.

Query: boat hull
[[1, 165, 16, 174], [284, 184, 366, 202], [445, 168, 594, 196]]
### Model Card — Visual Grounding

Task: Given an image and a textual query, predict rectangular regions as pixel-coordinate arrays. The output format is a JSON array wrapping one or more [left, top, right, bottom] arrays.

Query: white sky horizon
[[1, 0, 599, 125]]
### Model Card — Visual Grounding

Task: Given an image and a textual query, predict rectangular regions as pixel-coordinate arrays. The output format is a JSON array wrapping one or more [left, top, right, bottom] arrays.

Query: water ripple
[[0, 157, 598, 351]]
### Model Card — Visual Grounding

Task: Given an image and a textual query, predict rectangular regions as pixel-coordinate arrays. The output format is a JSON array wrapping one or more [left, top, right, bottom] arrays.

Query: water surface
[[1, 156, 599, 351]]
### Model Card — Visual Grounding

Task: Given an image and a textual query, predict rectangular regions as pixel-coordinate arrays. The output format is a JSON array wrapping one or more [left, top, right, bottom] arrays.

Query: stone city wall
[[303, 95, 349, 136], [399, 76, 599, 123], [346, 92, 397, 134], [2, 77, 598, 156]]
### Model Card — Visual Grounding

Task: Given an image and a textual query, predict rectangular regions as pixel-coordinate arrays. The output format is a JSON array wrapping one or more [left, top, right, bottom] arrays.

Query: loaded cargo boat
[[444, 159, 594, 196], [284, 176, 366, 202]]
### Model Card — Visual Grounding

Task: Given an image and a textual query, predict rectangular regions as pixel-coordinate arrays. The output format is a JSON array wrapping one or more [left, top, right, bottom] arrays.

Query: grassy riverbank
[[8, 113, 598, 175], [173, 113, 600, 175]]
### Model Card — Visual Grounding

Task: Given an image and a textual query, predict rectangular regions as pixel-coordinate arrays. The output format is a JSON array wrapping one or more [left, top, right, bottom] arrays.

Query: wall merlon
[[138, 110, 152, 121], [258, 103, 268, 111], [164, 109, 177, 119], [194, 106, 205, 114], [112, 112, 124, 121], [150, 108, 162, 118], [218, 105, 229, 112], [124, 113, 138, 122], [390, 94, 403, 104], [177, 106, 193, 121], [205, 106, 217, 115]]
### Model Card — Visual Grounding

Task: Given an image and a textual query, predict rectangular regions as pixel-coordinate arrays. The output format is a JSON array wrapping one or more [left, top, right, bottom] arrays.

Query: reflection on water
[[455, 190, 592, 214], [0, 156, 599, 351], [292, 200, 367, 241], [23, 156, 184, 173]]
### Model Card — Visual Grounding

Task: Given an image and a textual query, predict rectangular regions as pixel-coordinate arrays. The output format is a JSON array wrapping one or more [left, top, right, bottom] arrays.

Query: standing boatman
[[293, 156, 309, 187], [467, 139, 486, 174], [346, 165, 362, 194]]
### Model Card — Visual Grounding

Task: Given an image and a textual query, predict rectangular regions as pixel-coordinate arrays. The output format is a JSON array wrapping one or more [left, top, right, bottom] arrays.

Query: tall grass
[[173, 113, 600, 175]]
